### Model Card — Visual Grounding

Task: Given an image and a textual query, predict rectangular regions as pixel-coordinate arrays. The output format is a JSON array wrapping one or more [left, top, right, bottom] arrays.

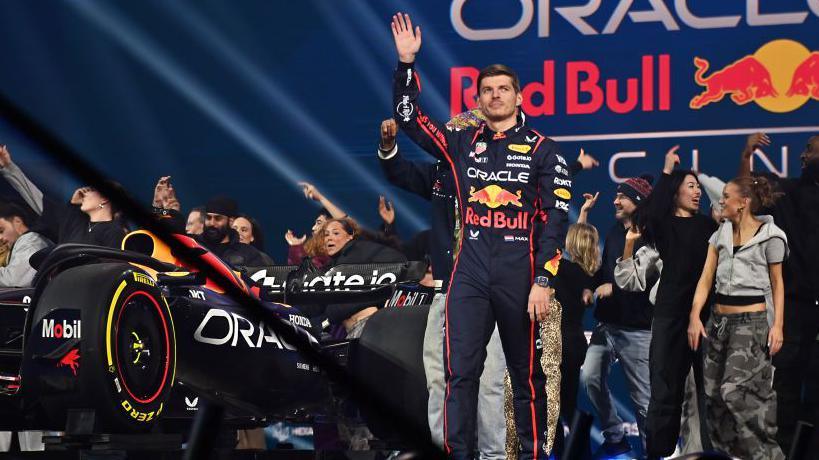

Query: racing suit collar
[[478, 110, 526, 142]]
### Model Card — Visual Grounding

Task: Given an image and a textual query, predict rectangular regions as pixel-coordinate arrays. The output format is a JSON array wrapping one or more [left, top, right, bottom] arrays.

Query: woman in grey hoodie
[[688, 176, 787, 460]]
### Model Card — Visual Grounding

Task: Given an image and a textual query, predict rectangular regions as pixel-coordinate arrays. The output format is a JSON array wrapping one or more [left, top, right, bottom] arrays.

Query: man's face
[[186, 211, 204, 235], [477, 75, 521, 123], [801, 136, 819, 170], [613, 193, 637, 221], [202, 213, 231, 244], [205, 213, 230, 231], [0, 217, 21, 247]]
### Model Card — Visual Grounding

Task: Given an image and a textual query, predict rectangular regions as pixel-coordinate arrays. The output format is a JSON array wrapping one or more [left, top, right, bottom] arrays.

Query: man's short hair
[[477, 64, 521, 93], [0, 202, 33, 227]]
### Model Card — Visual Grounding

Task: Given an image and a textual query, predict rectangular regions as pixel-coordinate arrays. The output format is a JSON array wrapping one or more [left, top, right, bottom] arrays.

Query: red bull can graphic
[[690, 39, 818, 112], [468, 185, 523, 209]]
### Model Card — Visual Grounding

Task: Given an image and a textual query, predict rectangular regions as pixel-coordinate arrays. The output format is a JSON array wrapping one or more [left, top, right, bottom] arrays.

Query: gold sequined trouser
[[505, 298, 562, 459]]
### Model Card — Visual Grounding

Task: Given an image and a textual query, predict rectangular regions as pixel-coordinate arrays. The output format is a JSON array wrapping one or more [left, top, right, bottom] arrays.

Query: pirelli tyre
[[23, 263, 176, 432]]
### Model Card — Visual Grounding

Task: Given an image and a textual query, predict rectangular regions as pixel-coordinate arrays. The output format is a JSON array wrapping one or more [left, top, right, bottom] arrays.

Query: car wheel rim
[[114, 291, 170, 405]]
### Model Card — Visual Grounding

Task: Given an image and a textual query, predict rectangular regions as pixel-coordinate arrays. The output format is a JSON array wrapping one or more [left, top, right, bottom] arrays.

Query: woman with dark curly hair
[[688, 176, 787, 460]]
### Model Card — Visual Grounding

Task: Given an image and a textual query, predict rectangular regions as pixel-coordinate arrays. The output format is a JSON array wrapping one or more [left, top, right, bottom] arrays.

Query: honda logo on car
[[288, 314, 312, 328], [42, 319, 81, 339]]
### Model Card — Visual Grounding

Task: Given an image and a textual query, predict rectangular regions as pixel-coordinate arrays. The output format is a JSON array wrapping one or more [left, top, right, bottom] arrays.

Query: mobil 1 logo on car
[[26, 309, 84, 393], [42, 317, 82, 340]]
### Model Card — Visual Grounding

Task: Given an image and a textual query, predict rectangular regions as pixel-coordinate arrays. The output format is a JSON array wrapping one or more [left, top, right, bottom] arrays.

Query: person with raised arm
[[578, 176, 654, 458], [390, 12, 571, 459], [737, 132, 819, 453], [0, 144, 125, 248], [632, 147, 718, 459]]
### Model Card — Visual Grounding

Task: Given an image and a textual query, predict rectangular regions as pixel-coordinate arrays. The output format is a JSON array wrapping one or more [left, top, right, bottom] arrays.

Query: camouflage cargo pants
[[704, 311, 784, 460]]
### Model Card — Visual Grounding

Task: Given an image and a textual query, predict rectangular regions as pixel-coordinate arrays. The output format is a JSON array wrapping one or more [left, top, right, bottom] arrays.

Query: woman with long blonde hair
[[551, 222, 600, 453]]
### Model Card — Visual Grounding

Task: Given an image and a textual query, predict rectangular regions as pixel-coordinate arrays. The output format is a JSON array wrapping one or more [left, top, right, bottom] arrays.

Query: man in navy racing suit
[[391, 13, 572, 459]]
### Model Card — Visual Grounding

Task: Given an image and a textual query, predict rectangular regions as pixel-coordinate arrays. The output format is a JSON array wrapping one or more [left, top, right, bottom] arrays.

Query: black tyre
[[23, 263, 176, 432]]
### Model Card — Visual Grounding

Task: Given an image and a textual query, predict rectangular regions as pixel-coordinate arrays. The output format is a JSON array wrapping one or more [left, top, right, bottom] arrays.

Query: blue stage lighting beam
[[161, 0, 426, 230], [67, 0, 343, 207]]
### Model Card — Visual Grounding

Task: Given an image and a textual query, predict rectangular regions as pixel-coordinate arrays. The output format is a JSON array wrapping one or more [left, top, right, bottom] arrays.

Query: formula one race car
[[0, 230, 429, 442]]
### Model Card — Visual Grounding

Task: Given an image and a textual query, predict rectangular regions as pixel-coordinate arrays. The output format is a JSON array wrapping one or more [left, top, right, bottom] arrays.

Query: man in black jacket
[[378, 118, 507, 458], [199, 196, 268, 268], [740, 133, 819, 453], [150, 179, 270, 269]]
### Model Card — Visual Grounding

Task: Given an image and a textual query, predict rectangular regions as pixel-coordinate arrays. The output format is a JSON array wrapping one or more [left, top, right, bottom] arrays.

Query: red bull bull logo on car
[[468, 185, 523, 209], [691, 39, 819, 112]]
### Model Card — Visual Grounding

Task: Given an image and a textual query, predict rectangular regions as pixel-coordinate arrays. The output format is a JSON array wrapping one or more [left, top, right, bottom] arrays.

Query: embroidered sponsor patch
[[544, 250, 562, 276], [554, 188, 572, 200], [508, 144, 531, 154]]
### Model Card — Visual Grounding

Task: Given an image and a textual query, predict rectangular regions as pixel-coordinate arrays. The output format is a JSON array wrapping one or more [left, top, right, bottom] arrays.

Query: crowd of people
[[0, 11, 817, 460], [384, 11, 819, 460]]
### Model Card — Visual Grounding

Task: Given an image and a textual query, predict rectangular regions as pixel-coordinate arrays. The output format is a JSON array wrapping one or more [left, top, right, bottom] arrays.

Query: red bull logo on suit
[[468, 185, 523, 209]]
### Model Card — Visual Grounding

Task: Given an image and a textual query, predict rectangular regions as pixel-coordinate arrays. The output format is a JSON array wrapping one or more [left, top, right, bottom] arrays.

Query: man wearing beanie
[[199, 196, 268, 268], [580, 175, 655, 458]]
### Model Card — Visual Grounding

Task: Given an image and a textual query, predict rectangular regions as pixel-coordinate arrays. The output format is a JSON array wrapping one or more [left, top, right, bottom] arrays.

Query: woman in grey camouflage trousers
[[688, 175, 787, 460]]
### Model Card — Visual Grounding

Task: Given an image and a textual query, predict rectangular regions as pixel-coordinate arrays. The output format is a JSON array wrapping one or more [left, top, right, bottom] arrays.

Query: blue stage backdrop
[[0, 1, 817, 455]]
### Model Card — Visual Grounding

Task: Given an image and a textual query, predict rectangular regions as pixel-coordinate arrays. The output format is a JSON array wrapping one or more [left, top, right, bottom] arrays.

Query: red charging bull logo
[[787, 52, 819, 100], [689, 56, 777, 108], [691, 39, 819, 112], [468, 185, 522, 209]]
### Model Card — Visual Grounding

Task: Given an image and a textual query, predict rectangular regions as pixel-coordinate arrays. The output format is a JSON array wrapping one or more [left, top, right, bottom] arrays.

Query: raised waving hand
[[391, 13, 421, 64]]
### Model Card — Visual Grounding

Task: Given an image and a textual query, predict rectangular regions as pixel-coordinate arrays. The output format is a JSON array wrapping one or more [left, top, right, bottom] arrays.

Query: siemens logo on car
[[42, 319, 81, 339]]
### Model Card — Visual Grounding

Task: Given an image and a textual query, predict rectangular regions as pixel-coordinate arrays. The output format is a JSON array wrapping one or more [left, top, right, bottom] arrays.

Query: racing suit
[[394, 61, 571, 459]]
